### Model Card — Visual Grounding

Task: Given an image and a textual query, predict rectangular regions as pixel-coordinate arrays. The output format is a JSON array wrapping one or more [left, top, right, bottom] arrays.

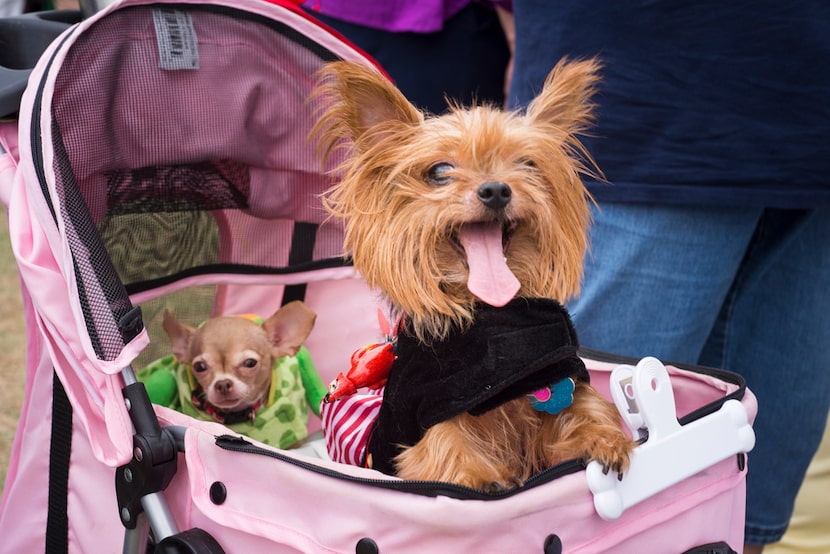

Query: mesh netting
[[45, 3, 354, 361]]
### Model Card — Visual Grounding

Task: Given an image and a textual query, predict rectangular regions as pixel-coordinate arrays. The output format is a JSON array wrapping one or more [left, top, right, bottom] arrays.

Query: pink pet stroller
[[0, 0, 756, 552]]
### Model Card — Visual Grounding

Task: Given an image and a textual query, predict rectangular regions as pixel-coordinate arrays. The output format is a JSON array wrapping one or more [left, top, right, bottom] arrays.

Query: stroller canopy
[[4, 0, 381, 464]]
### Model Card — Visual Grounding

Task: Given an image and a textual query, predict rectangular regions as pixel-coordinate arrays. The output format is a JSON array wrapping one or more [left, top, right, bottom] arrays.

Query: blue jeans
[[569, 204, 830, 545]]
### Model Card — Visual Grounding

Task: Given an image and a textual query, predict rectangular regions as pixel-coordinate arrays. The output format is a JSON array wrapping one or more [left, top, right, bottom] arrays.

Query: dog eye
[[517, 157, 537, 169], [242, 358, 258, 369], [425, 162, 454, 186], [193, 361, 207, 373]]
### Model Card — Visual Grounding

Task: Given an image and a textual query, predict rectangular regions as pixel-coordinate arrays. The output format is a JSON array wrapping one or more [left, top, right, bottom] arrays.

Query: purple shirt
[[302, 0, 510, 33]]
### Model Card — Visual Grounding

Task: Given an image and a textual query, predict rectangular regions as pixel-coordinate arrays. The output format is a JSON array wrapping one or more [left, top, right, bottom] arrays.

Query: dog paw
[[396, 454, 523, 492], [434, 471, 523, 492], [584, 433, 634, 477], [601, 462, 626, 481]]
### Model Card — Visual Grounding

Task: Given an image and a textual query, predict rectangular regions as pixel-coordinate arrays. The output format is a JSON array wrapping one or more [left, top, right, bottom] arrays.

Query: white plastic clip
[[587, 357, 755, 520], [608, 364, 645, 440]]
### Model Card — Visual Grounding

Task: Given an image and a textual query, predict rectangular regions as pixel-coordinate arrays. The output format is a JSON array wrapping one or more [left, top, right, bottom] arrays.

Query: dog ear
[[162, 310, 197, 362], [525, 57, 601, 137], [262, 301, 317, 358], [312, 61, 422, 152]]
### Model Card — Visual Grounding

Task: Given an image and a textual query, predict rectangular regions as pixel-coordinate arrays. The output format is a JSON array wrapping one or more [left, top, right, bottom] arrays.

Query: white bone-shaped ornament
[[587, 357, 755, 520]]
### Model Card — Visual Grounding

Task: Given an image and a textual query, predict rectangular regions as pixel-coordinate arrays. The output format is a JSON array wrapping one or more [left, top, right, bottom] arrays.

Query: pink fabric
[[0, 152, 16, 208], [175, 369, 750, 553], [0, 361, 753, 553], [4, 140, 145, 465]]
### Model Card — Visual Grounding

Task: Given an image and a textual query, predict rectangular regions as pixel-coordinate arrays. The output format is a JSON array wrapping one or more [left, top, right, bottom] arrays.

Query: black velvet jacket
[[366, 298, 588, 475]]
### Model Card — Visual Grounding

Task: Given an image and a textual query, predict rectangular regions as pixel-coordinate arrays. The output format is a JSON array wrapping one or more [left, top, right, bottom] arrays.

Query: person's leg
[[764, 419, 830, 554], [569, 202, 764, 362], [699, 209, 830, 547]]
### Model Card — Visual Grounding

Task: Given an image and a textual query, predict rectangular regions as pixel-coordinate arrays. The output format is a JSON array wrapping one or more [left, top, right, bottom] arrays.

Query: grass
[[0, 206, 26, 493]]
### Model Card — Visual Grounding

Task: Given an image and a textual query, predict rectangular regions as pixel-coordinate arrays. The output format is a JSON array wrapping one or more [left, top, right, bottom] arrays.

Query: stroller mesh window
[[44, 4, 352, 361], [105, 160, 251, 215]]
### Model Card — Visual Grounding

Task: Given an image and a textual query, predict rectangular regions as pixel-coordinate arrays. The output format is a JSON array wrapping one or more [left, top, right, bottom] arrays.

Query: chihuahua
[[162, 300, 316, 417]]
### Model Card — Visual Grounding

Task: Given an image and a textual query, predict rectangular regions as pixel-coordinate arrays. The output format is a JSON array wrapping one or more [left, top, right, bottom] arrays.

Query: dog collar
[[190, 387, 266, 425]]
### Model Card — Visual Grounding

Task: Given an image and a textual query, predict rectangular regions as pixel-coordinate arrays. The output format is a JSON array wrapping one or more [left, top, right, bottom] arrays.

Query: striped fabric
[[321, 389, 384, 466]]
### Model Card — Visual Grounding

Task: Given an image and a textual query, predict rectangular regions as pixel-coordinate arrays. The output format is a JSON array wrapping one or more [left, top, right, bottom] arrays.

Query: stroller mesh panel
[[43, 4, 352, 361], [53, 119, 136, 360], [105, 159, 251, 216]]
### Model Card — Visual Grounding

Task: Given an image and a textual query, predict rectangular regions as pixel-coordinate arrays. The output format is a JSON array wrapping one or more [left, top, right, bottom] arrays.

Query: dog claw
[[481, 481, 510, 494], [487, 481, 503, 492], [599, 456, 629, 480], [481, 476, 523, 493], [599, 463, 626, 483]]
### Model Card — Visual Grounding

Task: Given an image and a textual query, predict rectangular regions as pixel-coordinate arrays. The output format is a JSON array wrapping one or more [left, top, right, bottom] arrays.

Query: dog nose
[[478, 182, 512, 210], [215, 379, 234, 395]]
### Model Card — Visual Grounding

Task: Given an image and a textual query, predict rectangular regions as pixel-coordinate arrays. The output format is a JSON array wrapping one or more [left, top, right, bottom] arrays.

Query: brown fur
[[162, 301, 316, 412], [312, 58, 634, 489]]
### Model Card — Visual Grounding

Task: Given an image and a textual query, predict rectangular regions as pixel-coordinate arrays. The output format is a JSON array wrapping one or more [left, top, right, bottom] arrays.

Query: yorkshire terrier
[[312, 58, 635, 490]]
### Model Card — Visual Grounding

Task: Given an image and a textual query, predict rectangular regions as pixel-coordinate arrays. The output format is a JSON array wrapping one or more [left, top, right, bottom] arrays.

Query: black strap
[[681, 542, 738, 554], [46, 371, 72, 554], [281, 222, 318, 305]]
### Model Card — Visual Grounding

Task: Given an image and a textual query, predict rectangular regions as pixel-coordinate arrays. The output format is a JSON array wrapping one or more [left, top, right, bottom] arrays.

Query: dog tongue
[[458, 223, 521, 307]]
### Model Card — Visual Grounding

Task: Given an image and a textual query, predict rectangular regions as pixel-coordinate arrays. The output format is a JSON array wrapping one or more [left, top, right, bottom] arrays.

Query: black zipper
[[215, 434, 587, 501]]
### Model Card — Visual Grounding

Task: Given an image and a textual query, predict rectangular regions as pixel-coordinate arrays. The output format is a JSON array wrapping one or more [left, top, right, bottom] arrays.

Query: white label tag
[[152, 8, 199, 70]]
